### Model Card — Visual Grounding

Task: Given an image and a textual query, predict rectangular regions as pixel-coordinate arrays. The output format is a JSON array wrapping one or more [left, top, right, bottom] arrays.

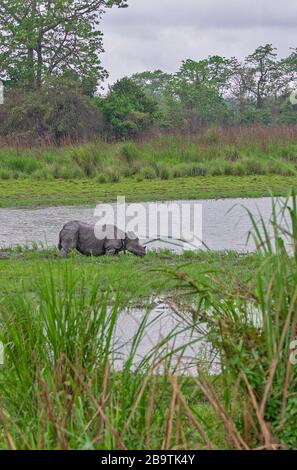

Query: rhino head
[[125, 232, 146, 257]]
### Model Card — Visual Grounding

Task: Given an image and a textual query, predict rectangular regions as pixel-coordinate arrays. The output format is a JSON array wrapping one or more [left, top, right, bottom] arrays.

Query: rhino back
[[77, 222, 105, 256]]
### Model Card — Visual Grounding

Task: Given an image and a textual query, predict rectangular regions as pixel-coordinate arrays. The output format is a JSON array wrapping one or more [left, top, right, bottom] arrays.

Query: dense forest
[[0, 2, 296, 144]]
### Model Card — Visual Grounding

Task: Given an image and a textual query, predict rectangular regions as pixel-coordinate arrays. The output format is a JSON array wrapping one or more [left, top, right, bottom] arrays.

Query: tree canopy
[[0, 0, 128, 89]]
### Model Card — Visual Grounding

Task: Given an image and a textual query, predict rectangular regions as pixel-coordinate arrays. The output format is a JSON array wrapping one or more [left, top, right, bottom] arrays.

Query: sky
[[101, 0, 297, 85]]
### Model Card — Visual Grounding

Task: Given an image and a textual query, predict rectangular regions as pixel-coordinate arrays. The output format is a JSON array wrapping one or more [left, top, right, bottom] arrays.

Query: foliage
[[99, 77, 158, 139], [0, 78, 104, 144], [0, 0, 128, 89], [128, 45, 297, 131]]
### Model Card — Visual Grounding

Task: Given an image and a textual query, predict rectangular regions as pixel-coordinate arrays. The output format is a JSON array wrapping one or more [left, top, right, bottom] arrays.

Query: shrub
[[99, 77, 158, 139], [0, 78, 104, 145], [51, 163, 84, 179], [221, 162, 235, 176], [32, 169, 52, 180], [4, 156, 41, 174], [172, 163, 207, 177], [172, 164, 189, 178], [270, 161, 296, 176]]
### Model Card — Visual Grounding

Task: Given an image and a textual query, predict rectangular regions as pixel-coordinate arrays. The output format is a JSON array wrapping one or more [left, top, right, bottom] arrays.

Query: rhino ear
[[127, 231, 138, 241]]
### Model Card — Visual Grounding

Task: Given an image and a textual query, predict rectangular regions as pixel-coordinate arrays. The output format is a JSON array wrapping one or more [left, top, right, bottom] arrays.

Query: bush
[[4, 156, 41, 174], [190, 163, 207, 176], [32, 168, 53, 180], [51, 163, 84, 179], [221, 162, 235, 176], [99, 77, 158, 139], [269, 161, 296, 176], [0, 78, 104, 145], [172, 164, 189, 178]]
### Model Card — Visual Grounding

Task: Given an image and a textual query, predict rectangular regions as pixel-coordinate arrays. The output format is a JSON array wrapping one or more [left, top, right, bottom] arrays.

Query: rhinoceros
[[58, 221, 146, 257]]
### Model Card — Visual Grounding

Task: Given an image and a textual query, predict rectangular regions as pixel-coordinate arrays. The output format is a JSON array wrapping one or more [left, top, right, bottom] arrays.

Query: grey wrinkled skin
[[58, 221, 146, 258]]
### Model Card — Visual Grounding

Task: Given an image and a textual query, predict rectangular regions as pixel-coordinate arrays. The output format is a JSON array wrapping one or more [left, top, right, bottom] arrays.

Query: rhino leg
[[58, 222, 79, 257]]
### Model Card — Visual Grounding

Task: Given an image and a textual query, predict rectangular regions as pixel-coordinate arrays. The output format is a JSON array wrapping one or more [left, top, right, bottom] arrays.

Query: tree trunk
[[27, 47, 36, 89], [36, 38, 43, 88]]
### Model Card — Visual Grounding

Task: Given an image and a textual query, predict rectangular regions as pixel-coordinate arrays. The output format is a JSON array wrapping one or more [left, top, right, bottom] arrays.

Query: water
[[113, 300, 260, 374], [114, 300, 220, 375], [0, 197, 276, 251]]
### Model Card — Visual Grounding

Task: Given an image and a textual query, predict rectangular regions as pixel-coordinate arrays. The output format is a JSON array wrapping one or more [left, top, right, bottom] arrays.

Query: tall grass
[[1, 125, 297, 180], [162, 190, 297, 449], [0, 264, 219, 450]]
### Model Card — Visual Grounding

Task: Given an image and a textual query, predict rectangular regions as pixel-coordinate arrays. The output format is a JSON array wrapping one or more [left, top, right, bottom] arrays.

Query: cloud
[[101, 0, 297, 84]]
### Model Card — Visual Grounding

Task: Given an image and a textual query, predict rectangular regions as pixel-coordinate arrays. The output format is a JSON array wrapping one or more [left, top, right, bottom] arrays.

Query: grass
[[0, 248, 260, 450], [1, 126, 297, 181], [1, 126, 297, 180], [0, 248, 261, 302], [2, 126, 297, 207], [1, 175, 297, 208], [163, 191, 297, 449]]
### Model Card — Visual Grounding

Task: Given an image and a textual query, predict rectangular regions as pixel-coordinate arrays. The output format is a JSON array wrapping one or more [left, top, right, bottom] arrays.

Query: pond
[[0, 196, 276, 252], [114, 299, 220, 375]]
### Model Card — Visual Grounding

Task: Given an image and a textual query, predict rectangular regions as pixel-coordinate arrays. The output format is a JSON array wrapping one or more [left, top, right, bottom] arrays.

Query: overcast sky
[[101, 0, 297, 85]]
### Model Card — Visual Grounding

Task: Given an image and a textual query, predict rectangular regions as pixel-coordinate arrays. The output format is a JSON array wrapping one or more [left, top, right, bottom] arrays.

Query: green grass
[[2, 128, 297, 207], [1, 175, 297, 207], [0, 248, 261, 302], [0, 248, 260, 450], [1, 129, 297, 183]]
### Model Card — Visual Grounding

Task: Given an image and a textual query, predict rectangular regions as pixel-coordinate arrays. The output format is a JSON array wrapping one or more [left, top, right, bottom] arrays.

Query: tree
[[244, 44, 287, 109], [176, 56, 236, 93], [284, 48, 297, 92], [0, 0, 128, 89], [99, 77, 158, 139], [163, 57, 234, 127], [131, 70, 172, 98], [0, 77, 105, 143]]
